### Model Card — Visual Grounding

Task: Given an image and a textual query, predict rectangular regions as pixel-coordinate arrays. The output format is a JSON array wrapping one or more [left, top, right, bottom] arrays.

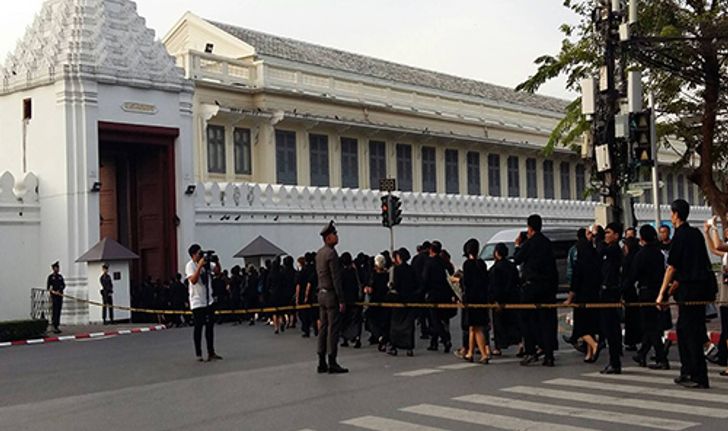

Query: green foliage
[[518, 0, 728, 196], [0, 319, 48, 342]]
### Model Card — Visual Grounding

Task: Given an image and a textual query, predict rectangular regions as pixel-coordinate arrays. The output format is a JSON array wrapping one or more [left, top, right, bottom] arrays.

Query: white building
[[0, 0, 709, 323]]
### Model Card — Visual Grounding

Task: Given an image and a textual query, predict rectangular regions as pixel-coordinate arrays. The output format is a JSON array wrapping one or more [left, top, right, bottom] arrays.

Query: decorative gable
[[1, 0, 187, 94]]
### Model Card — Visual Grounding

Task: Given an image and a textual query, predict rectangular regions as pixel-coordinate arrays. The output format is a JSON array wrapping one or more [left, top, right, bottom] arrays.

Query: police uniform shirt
[[47, 273, 65, 293], [316, 245, 344, 301]]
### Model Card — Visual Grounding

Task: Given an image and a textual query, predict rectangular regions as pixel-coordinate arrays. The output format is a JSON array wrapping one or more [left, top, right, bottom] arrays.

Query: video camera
[[202, 250, 218, 270]]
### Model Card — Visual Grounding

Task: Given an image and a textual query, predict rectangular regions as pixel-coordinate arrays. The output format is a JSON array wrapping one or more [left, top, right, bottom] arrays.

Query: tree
[[518, 0, 728, 222]]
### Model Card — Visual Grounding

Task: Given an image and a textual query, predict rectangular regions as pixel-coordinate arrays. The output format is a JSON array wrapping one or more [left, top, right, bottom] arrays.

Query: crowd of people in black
[[124, 198, 728, 388]]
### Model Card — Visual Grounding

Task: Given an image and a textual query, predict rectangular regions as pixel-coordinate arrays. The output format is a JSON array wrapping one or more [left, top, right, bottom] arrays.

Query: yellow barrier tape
[[50, 291, 728, 316]]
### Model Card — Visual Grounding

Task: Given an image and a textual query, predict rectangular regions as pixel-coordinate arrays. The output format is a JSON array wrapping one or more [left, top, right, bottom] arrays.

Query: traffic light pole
[[387, 192, 395, 254], [649, 92, 661, 226]]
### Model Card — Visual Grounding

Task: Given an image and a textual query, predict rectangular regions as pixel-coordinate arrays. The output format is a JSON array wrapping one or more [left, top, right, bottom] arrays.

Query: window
[[233, 128, 251, 175], [543, 160, 555, 199], [466, 152, 481, 195], [687, 182, 695, 204], [575, 164, 585, 200], [488, 154, 501, 197], [275, 130, 297, 185], [526, 158, 537, 198], [445, 149, 459, 194], [309, 134, 329, 187], [422, 146, 436, 193], [507, 156, 520, 197], [560, 162, 571, 200], [206, 125, 226, 174], [396, 144, 413, 192], [677, 174, 685, 199], [667, 173, 675, 203], [369, 141, 386, 189], [340, 138, 359, 189]]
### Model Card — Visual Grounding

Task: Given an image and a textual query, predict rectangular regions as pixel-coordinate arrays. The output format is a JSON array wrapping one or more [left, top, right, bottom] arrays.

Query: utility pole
[[582, 0, 649, 228]]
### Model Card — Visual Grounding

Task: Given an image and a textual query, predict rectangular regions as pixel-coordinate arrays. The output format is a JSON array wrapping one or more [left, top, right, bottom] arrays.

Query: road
[[1, 320, 726, 431]]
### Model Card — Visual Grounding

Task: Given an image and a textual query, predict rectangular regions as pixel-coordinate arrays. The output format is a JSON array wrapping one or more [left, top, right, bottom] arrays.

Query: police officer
[[316, 221, 348, 374], [657, 199, 714, 389], [599, 222, 624, 374], [100, 263, 114, 325], [46, 261, 65, 334]]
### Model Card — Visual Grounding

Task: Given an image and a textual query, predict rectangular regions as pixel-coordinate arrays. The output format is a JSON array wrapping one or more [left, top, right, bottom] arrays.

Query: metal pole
[[649, 92, 661, 226]]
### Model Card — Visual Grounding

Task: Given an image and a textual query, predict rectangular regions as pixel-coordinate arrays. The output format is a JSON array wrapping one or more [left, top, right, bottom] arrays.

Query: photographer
[[186, 244, 223, 362]]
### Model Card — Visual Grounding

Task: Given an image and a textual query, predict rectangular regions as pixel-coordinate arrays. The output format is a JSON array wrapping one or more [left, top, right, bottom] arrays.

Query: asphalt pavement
[[1, 318, 727, 431]]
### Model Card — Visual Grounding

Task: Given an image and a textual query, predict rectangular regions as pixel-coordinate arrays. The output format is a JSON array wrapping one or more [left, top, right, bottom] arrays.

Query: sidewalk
[[0, 322, 167, 348]]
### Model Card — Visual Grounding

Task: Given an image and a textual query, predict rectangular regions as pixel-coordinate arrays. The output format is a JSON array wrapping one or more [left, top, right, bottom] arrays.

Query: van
[[479, 228, 578, 293]]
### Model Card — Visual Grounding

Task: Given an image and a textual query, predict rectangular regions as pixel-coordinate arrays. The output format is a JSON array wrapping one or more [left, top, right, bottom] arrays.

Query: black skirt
[[389, 308, 416, 349]]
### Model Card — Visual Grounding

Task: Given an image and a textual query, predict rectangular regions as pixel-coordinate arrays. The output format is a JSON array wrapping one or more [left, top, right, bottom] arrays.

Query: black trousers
[[523, 308, 556, 360], [102, 292, 114, 322], [51, 294, 63, 329], [429, 309, 452, 346], [677, 304, 709, 386], [599, 308, 622, 368], [638, 305, 667, 363], [192, 307, 215, 357], [318, 292, 342, 356]]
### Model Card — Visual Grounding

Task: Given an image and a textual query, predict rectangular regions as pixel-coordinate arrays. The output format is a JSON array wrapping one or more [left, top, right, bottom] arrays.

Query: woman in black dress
[[564, 235, 601, 361], [387, 248, 418, 356], [365, 255, 390, 351], [243, 265, 259, 325], [489, 243, 522, 355], [281, 256, 297, 330], [267, 257, 287, 334], [459, 238, 491, 363], [340, 252, 363, 348]]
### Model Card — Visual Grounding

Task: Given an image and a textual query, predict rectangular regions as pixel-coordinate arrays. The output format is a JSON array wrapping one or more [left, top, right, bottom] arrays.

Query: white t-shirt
[[185, 259, 211, 310]]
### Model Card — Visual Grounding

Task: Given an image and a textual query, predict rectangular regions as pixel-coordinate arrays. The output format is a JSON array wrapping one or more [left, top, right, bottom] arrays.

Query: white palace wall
[[191, 181, 712, 271], [0, 172, 41, 321]]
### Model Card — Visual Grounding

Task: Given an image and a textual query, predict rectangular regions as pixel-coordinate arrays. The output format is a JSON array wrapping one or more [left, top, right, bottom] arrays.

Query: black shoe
[[207, 353, 223, 361], [327, 355, 349, 374], [648, 361, 670, 370], [52, 328, 61, 334], [353, 339, 362, 349], [625, 344, 638, 352], [341, 340, 350, 348], [427, 344, 438, 352], [679, 379, 709, 389], [248, 320, 255, 326], [542, 357, 555, 367], [387, 348, 398, 356], [317, 353, 328, 373], [302, 332, 310, 338], [632, 354, 647, 367], [600, 364, 621, 374], [520, 355, 539, 366], [515, 348, 526, 358], [406, 350, 414, 357], [674, 375, 691, 385], [443, 342, 452, 354]]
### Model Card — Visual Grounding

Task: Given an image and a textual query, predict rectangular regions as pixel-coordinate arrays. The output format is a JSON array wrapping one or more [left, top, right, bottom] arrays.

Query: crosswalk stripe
[[501, 385, 728, 419], [546, 378, 728, 404], [400, 403, 599, 431], [622, 366, 726, 378], [583, 372, 728, 389], [341, 416, 450, 431], [437, 363, 480, 370], [454, 393, 697, 430], [674, 363, 725, 372], [394, 368, 443, 377]]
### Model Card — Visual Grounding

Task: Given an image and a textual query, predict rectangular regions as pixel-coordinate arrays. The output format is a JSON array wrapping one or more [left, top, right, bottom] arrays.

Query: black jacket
[[513, 232, 558, 301]]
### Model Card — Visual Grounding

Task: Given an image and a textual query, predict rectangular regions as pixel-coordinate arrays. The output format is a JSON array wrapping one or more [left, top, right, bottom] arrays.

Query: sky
[[0, 0, 580, 100]]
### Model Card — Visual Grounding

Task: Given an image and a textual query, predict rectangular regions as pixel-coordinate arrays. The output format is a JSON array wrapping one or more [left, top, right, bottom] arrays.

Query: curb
[[0, 324, 167, 348], [665, 330, 721, 344]]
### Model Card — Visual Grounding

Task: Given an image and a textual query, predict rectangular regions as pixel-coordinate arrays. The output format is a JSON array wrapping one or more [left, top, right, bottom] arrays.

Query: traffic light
[[380, 195, 390, 227], [629, 110, 652, 166], [390, 195, 402, 226]]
